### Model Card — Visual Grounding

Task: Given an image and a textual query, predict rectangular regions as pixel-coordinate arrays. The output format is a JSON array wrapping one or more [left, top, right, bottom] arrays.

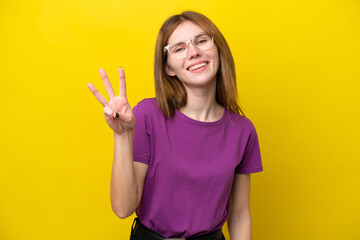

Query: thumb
[[104, 106, 116, 120], [118, 112, 134, 123]]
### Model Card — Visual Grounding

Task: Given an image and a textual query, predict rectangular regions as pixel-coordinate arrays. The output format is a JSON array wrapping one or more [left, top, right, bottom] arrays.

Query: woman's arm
[[110, 131, 148, 218], [228, 174, 252, 240], [88, 68, 148, 219]]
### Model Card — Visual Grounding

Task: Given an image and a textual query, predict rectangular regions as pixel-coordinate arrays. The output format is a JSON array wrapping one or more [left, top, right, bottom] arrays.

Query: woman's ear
[[164, 64, 176, 77]]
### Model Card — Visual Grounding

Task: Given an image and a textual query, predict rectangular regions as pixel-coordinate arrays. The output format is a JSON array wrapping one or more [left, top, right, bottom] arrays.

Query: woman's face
[[165, 21, 219, 89]]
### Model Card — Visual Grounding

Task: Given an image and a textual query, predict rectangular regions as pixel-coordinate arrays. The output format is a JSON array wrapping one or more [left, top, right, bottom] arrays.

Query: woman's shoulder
[[226, 109, 256, 131], [133, 97, 163, 117], [134, 98, 158, 110]]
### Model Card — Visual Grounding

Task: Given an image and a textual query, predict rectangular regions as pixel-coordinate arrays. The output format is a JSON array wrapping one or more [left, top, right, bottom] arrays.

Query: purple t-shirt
[[132, 98, 263, 238]]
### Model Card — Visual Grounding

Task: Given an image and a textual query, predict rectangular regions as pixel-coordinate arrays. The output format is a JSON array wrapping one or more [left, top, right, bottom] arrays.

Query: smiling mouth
[[187, 62, 209, 71]]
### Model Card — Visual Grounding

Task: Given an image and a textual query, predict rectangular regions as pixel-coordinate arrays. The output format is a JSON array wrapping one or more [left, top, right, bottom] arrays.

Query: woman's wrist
[[113, 128, 134, 139]]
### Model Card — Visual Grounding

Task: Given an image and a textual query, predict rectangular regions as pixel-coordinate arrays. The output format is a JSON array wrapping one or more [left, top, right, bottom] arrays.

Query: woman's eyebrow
[[169, 32, 207, 45]]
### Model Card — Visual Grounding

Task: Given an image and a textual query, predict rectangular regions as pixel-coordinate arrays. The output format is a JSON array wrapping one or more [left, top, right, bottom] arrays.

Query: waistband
[[131, 217, 223, 240]]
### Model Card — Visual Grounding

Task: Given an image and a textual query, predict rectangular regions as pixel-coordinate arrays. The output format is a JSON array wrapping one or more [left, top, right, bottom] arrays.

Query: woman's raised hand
[[88, 68, 135, 135]]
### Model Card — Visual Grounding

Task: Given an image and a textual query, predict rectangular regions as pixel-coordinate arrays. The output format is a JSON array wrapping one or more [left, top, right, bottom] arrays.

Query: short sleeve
[[132, 105, 151, 165], [235, 124, 263, 174]]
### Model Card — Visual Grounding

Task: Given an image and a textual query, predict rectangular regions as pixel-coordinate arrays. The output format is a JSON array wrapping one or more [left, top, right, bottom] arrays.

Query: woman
[[88, 11, 263, 240]]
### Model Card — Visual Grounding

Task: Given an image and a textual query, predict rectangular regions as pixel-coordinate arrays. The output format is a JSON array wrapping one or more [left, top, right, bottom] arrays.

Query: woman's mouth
[[187, 62, 209, 72]]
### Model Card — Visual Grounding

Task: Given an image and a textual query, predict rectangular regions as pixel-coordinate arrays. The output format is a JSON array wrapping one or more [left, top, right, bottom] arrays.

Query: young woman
[[88, 11, 263, 240]]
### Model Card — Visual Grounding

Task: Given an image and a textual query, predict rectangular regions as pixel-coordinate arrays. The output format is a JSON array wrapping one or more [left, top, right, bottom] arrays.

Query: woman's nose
[[187, 42, 201, 59]]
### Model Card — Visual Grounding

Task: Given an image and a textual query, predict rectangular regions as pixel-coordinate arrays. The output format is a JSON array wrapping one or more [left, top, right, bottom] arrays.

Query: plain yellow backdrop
[[1, 0, 359, 239]]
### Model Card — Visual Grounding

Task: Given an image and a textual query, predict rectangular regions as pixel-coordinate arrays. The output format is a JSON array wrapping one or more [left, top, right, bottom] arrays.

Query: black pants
[[130, 232, 226, 240], [129, 218, 226, 240], [130, 234, 225, 240]]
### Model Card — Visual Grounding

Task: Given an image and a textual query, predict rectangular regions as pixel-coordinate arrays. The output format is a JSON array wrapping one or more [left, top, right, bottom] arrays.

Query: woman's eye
[[197, 39, 208, 45], [175, 48, 184, 53]]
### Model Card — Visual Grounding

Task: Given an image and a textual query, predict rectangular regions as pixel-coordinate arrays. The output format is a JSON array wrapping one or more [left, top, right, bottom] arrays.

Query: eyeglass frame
[[164, 32, 214, 59]]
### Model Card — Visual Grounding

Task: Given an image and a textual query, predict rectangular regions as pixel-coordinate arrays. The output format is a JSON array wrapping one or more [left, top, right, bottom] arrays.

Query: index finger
[[118, 67, 127, 98]]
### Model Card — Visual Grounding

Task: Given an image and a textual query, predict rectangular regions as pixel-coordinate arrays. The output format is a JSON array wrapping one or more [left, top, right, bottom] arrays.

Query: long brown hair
[[154, 11, 245, 118]]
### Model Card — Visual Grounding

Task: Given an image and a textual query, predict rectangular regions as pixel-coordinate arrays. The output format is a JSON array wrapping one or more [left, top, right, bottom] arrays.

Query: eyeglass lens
[[169, 34, 212, 59]]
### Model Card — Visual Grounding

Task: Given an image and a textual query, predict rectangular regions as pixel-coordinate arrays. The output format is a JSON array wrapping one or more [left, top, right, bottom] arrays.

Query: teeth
[[189, 62, 207, 71]]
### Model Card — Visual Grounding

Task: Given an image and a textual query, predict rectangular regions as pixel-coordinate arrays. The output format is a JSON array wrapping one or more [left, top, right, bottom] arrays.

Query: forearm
[[110, 129, 138, 218], [228, 214, 252, 240]]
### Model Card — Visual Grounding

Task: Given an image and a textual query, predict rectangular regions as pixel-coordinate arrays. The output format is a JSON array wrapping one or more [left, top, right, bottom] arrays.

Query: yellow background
[[1, 0, 359, 239]]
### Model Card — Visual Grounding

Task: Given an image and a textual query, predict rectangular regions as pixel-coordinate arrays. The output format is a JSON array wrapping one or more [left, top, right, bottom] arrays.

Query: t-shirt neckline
[[175, 107, 227, 127]]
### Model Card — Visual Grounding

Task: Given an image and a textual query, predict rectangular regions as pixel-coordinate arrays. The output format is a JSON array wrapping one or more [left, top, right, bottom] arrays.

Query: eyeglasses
[[164, 33, 214, 59]]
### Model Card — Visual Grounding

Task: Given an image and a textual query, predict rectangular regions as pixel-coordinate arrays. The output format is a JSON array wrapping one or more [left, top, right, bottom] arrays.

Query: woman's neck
[[179, 80, 224, 122]]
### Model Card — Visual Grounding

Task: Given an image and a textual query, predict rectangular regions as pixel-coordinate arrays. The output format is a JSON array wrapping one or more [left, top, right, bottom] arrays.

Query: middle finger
[[99, 68, 116, 99]]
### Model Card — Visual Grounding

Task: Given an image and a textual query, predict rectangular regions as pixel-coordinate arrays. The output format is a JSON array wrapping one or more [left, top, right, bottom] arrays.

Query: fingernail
[[116, 113, 119, 118]]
